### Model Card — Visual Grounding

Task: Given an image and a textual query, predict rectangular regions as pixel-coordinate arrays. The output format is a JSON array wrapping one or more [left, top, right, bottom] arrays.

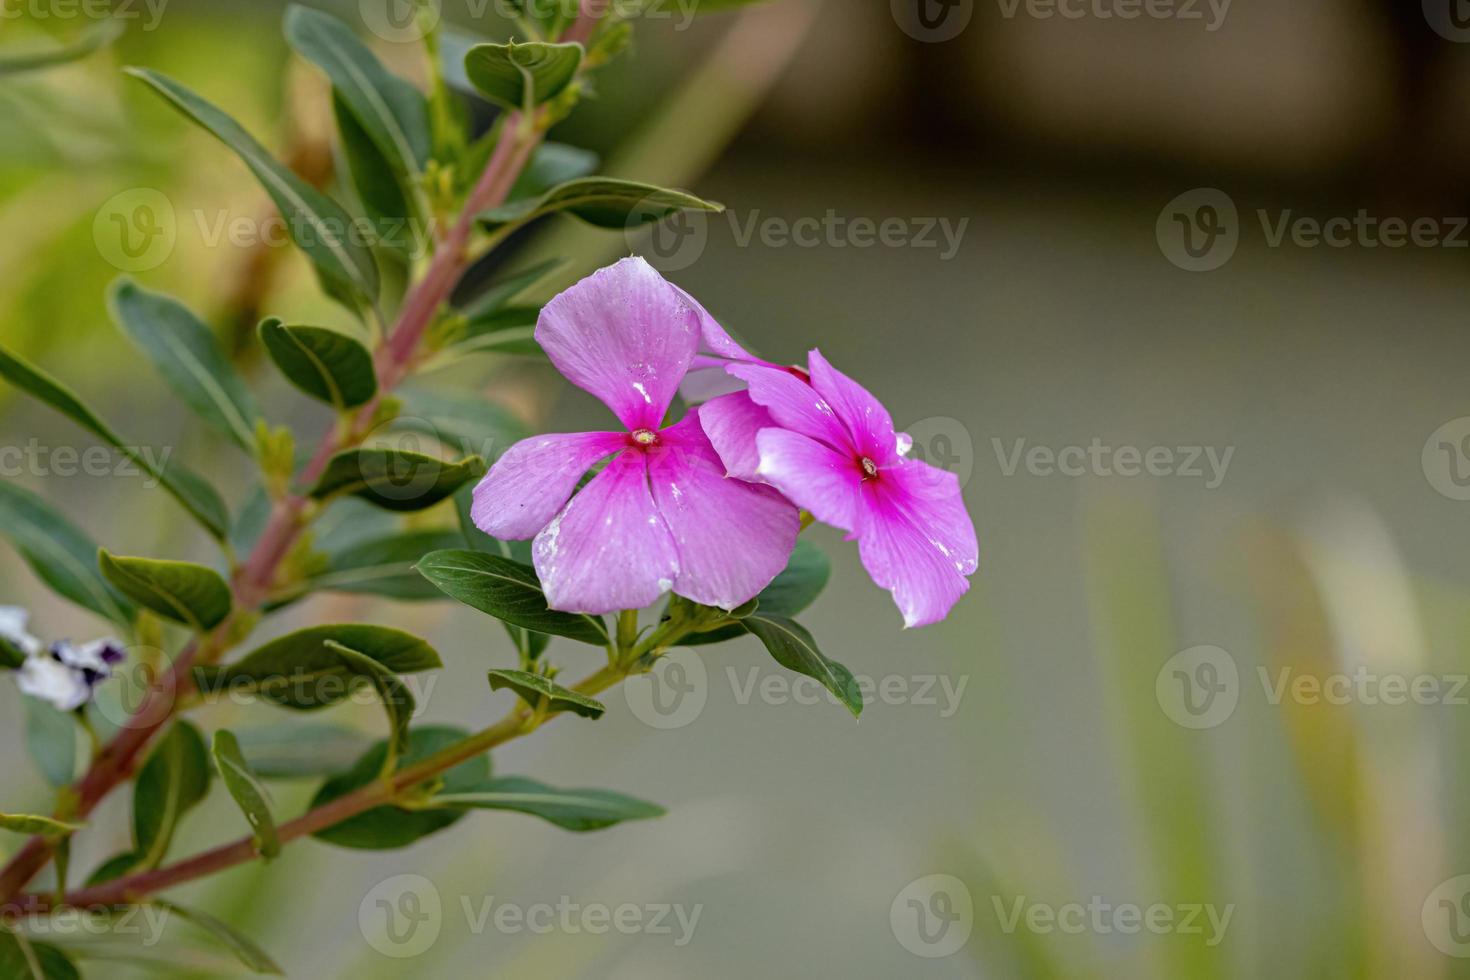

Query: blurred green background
[[5, 0, 1470, 976]]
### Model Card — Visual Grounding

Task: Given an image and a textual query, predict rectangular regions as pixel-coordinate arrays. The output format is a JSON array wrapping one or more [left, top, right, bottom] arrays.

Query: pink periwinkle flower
[[700, 352, 978, 628], [471, 258, 800, 614]]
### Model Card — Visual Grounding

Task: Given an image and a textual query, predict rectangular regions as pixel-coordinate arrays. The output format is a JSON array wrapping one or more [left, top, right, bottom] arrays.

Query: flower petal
[[755, 427, 866, 534], [807, 349, 901, 465], [536, 256, 699, 430], [728, 362, 851, 454], [856, 460, 978, 628], [18, 655, 90, 711], [472, 431, 627, 540], [0, 605, 41, 657], [697, 392, 775, 481], [671, 283, 753, 362], [649, 414, 800, 610], [533, 451, 680, 614]]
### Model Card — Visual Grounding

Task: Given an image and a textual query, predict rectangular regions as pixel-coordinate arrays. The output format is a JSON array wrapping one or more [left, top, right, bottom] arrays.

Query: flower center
[[859, 456, 879, 479], [631, 428, 658, 447]]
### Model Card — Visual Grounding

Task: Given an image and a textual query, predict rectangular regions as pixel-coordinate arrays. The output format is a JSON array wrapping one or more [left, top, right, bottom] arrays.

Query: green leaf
[[210, 730, 281, 860], [85, 851, 140, 886], [0, 481, 135, 627], [682, 541, 831, 646], [0, 18, 123, 77], [393, 386, 529, 452], [98, 552, 232, 631], [333, 92, 419, 256], [231, 723, 373, 779], [290, 529, 466, 603], [416, 550, 609, 646], [434, 777, 664, 832], [23, 698, 76, 787], [457, 256, 565, 321], [308, 449, 486, 511], [478, 177, 722, 234], [0, 638, 22, 671], [439, 306, 539, 359], [133, 721, 212, 870], [453, 489, 548, 661], [486, 669, 605, 719], [258, 319, 377, 410], [152, 899, 284, 975], [127, 68, 380, 312], [310, 726, 489, 849], [194, 624, 440, 710], [0, 345, 230, 539], [506, 144, 599, 203], [108, 279, 262, 452], [463, 41, 583, 112], [0, 930, 80, 980], [742, 614, 863, 718], [324, 641, 415, 759], [0, 813, 83, 836]]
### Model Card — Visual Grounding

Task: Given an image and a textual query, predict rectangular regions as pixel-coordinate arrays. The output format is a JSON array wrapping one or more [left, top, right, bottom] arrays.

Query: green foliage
[[288, 529, 467, 603], [478, 177, 722, 233], [126, 68, 381, 313], [487, 669, 606, 719], [434, 777, 665, 832], [98, 551, 232, 631], [308, 448, 486, 511], [0, 18, 122, 77], [0, 481, 135, 627], [463, 41, 584, 112], [152, 899, 284, 975], [681, 540, 830, 646], [742, 614, 862, 718], [417, 549, 610, 646], [133, 721, 213, 870], [108, 279, 262, 453], [324, 640, 416, 762], [457, 256, 565, 322], [258, 319, 378, 410], [0, 345, 230, 539], [211, 730, 281, 860], [231, 723, 374, 780], [0, 813, 83, 836], [0, 929, 80, 980], [23, 697, 76, 787], [453, 489, 549, 661]]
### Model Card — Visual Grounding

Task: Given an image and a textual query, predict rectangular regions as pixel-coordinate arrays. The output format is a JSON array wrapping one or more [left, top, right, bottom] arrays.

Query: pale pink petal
[[728, 362, 851, 453], [536, 257, 699, 430], [533, 451, 680, 614], [697, 392, 775, 481], [856, 461, 978, 628], [671, 284, 752, 362], [806, 349, 901, 466], [648, 415, 800, 610], [755, 427, 866, 534], [472, 431, 627, 540]]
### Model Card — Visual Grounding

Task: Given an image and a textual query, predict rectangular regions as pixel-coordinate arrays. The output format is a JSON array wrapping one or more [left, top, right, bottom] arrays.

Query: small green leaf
[[453, 489, 548, 661], [506, 145, 598, 203], [258, 319, 377, 410], [416, 550, 609, 646], [211, 730, 281, 860], [434, 777, 664, 832], [231, 723, 374, 779], [99, 552, 232, 631], [682, 541, 831, 646], [195, 624, 440, 710], [0, 481, 135, 627], [288, 529, 466, 603], [324, 641, 415, 760], [85, 851, 140, 886], [0, 638, 22, 670], [0, 929, 80, 980], [133, 721, 212, 870], [0, 345, 230, 539], [310, 726, 489, 849], [127, 68, 380, 313], [457, 257, 565, 321], [333, 92, 420, 256], [463, 41, 583, 112], [0, 18, 123, 77], [152, 899, 284, 975], [23, 698, 76, 787], [478, 177, 722, 234], [308, 449, 486, 511], [0, 813, 83, 836], [393, 386, 529, 451], [742, 614, 863, 718], [486, 669, 605, 719], [108, 279, 262, 452]]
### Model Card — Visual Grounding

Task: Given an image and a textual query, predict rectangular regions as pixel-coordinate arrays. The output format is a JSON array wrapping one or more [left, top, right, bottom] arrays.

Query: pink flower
[[700, 351, 978, 628], [471, 258, 800, 614]]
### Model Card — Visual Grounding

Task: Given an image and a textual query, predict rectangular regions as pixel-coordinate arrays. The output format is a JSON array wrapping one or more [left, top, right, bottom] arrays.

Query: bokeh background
[[5, 0, 1470, 976]]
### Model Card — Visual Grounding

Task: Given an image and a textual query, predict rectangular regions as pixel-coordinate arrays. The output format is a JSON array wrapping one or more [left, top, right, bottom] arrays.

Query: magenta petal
[[472, 431, 626, 540], [806, 349, 901, 465], [671, 284, 753, 362], [856, 460, 978, 628], [728, 362, 851, 453], [650, 415, 800, 610], [533, 451, 680, 614], [755, 427, 866, 534], [536, 257, 699, 430], [698, 392, 774, 481], [678, 362, 749, 404]]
